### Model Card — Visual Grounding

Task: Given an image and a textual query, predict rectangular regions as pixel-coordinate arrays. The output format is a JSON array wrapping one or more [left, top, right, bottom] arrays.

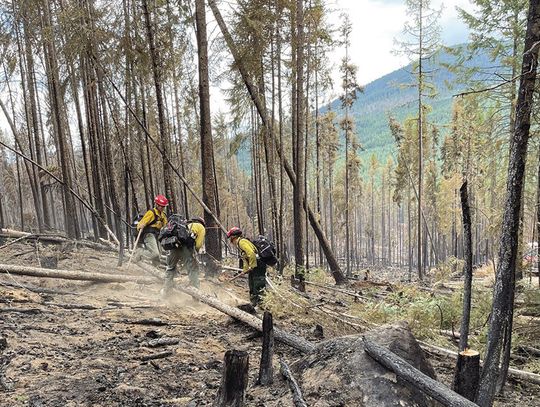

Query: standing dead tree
[[476, 1, 540, 405]]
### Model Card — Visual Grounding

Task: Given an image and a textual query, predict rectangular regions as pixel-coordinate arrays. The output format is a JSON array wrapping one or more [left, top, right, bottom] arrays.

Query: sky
[[323, 0, 474, 101]]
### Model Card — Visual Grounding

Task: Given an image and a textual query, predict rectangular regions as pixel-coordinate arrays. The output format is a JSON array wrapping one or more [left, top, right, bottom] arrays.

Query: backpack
[[158, 215, 195, 250], [251, 235, 278, 266]]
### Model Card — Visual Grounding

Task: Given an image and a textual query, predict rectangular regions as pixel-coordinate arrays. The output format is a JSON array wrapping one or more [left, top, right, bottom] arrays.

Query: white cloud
[[327, 0, 473, 90]]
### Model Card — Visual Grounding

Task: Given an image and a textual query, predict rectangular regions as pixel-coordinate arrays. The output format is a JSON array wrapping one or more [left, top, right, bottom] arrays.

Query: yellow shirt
[[238, 238, 257, 271], [137, 208, 167, 231], [188, 222, 206, 252]]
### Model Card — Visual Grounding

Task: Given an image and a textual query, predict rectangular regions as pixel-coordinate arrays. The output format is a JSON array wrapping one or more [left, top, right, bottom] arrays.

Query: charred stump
[[258, 311, 274, 385], [453, 349, 480, 402], [215, 350, 249, 407]]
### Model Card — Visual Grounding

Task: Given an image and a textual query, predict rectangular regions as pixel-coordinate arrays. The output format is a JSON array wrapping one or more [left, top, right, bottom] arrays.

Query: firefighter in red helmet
[[133, 195, 168, 266]]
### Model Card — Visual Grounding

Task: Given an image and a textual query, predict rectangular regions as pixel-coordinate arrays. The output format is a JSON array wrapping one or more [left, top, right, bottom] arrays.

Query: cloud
[[325, 0, 473, 89]]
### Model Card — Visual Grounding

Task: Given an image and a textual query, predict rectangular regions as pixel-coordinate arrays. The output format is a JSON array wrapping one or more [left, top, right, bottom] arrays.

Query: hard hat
[[154, 194, 169, 207], [227, 227, 242, 238]]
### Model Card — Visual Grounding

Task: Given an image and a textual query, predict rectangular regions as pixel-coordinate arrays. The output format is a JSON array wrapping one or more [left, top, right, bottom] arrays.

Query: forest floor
[[0, 240, 539, 406]]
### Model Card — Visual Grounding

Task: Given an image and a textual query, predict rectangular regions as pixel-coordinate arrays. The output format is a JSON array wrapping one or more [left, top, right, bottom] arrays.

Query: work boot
[[161, 268, 177, 298]]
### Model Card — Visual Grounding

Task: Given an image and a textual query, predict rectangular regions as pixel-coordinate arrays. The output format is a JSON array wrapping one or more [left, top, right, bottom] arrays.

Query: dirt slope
[[1, 242, 538, 406]]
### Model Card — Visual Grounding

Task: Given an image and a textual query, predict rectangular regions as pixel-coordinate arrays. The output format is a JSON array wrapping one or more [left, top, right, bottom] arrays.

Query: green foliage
[[433, 256, 465, 283]]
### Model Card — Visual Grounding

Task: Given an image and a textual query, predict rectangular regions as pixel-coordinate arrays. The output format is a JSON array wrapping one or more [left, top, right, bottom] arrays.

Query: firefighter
[[162, 217, 206, 295], [133, 195, 168, 266], [227, 227, 267, 306]]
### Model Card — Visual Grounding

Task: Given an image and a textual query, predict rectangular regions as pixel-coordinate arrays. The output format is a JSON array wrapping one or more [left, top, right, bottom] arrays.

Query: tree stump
[[258, 311, 274, 385], [215, 350, 249, 407], [452, 348, 480, 402]]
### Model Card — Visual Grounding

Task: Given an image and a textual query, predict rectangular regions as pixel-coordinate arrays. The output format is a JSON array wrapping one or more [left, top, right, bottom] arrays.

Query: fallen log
[[174, 285, 315, 354], [0, 228, 113, 251], [363, 337, 478, 407], [419, 341, 540, 386], [280, 358, 308, 407], [129, 318, 169, 326], [0, 264, 156, 285], [0, 307, 43, 314], [139, 351, 173, 362]]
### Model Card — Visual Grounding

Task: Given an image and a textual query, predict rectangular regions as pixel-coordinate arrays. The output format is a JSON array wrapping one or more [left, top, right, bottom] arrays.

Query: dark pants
[[165, 245, 199, 289], [248, 262, 267, 305]]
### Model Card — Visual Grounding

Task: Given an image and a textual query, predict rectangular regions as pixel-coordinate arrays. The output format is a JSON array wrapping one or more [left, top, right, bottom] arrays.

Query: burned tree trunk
[[195, 0, 222, 260], [258, 311, 274, 385], [477, 1, 540, 405], [453, 349, 480, 402], [215, 350, 249, 407], [141, 0, 175, 211], [458, 181, 473, 351]]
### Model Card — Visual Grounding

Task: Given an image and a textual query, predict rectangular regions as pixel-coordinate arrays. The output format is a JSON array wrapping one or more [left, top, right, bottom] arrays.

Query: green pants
[[135, 233, 160, 264], [248, 262, 267, 305], [166, 245, 199, 288]]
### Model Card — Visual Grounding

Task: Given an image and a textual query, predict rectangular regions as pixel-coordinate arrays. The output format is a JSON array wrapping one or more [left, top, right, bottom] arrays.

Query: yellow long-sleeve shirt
[[137, 208, 167, 232], [238, 238, 257, 272], [188, 222, 206, 252]]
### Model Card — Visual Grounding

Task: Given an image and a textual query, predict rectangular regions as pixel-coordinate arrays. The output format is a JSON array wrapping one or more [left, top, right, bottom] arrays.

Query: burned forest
[[1, 0, 540, 406]]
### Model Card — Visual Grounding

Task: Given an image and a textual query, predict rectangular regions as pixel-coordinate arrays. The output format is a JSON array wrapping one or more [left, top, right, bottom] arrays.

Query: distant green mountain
[[322, 45, 496, 165]]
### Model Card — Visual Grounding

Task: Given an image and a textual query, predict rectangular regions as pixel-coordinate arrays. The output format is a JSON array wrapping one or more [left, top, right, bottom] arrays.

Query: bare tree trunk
[[293, 0, 306, 281], [195, 0, 222, 259], [458, 181, 473, 351], [141, 0, 176, 211], [477, 2, 540, 405], [40, 0, 79, 238]]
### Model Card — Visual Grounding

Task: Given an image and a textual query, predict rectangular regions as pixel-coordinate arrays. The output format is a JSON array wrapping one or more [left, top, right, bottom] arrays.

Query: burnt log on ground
[[279, 358, 308, 407], [146, 337, 180, 348], [0, 228, 114, 251], [0, 264, 155, 285], [139, 351, 173, 362], [363, 337, 478, 407]]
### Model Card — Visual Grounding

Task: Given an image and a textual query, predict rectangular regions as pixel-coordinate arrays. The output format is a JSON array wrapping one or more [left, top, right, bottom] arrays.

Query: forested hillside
[[323, 45, 497, 161]]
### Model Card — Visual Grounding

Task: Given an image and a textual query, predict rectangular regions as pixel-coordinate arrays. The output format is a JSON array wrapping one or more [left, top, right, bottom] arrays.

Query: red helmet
[[227, 227, 242, 238], [154, 194, 169, 207]]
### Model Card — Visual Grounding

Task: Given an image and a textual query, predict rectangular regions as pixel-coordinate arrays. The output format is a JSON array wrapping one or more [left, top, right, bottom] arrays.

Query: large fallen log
[[0, 264, 155, 285], [363, 337, 478, 407], [0, 228, 114, 251]]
